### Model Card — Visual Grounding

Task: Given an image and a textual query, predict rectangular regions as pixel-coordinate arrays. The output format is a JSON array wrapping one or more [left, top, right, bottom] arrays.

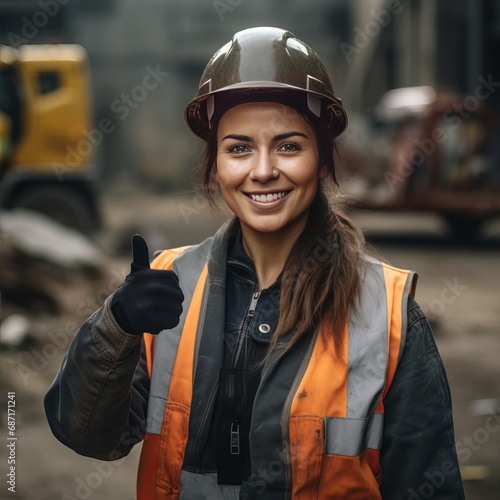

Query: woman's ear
[[319, 163, 329, 180], [210, 164, 222, 194]]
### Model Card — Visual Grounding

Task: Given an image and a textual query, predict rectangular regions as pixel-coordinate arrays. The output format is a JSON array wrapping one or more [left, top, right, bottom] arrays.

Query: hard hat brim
[[185, 83, 348, 140]]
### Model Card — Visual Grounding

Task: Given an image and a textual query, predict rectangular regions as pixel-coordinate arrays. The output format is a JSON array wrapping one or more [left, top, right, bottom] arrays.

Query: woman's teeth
[[250, 191, 288, 202]]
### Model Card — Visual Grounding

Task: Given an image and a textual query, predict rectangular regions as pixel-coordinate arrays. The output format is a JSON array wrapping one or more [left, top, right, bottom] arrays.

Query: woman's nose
[[250, 152, 276, 182]]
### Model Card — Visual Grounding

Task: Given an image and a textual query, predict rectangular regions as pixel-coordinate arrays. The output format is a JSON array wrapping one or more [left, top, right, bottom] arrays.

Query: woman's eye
[[228, 144, 250, 154], [279, 142, 300, 152]]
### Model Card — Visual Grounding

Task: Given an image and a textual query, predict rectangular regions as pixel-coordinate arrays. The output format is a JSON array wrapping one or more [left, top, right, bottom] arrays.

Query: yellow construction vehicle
[[0, 43, 100, 233]]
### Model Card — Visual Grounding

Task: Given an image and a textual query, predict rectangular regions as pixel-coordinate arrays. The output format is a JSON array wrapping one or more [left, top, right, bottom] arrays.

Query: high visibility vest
[[136, 230, 416, 499]]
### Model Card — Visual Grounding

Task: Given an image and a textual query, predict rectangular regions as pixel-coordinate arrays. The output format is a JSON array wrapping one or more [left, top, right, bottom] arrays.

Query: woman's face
[[215, 102, 325, 238]]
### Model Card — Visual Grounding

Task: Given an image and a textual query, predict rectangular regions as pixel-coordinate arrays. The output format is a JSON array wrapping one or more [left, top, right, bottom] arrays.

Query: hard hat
[[185, 27, 348, 140]]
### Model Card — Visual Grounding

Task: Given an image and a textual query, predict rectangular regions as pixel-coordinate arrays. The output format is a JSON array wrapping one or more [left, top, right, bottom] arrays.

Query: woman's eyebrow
[[221, 134, 252, 142], [273, 131, 308, 141], [221, 131, 308, 142]]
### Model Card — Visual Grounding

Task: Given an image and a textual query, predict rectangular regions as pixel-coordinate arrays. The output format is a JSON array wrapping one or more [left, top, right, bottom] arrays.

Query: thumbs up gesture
[[110, 235, 184, 335]]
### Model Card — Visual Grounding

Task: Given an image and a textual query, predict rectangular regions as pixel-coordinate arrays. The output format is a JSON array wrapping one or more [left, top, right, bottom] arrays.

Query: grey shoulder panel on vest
[[347, 256, 416, 418], [347, 258, 388, 419], [146, 235, 215, 435]]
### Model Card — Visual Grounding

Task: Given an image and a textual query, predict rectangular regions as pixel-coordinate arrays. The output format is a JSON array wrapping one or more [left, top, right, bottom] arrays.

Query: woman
[[45, 27, 464, 499]]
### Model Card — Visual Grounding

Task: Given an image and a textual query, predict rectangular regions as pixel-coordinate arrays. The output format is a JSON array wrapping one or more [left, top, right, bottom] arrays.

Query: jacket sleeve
[[379, 296, 465, 499], [44, 296, 150, 461]]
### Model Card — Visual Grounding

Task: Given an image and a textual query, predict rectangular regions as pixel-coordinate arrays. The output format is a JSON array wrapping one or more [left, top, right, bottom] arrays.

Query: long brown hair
[[199, 110, 365, 357]]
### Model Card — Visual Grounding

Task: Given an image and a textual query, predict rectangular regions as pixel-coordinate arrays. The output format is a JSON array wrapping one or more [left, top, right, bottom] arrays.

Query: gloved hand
[[110, 234, 184, 335]]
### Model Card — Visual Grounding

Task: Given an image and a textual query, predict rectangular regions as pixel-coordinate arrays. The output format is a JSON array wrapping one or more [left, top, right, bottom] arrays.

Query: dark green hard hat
[[185, 27, 348, 140]]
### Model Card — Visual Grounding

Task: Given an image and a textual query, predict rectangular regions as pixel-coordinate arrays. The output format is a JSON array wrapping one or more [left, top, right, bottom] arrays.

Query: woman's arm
[[379, 296, 465, 499], [44, 297, 150, 461]]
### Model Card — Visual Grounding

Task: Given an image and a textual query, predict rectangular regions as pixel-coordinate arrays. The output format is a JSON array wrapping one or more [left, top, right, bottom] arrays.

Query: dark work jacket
[[44, 231, 465, 499]]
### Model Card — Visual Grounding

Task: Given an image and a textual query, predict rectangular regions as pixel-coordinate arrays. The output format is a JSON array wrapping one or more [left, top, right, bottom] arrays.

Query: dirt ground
[[1, 187, 499, 500]]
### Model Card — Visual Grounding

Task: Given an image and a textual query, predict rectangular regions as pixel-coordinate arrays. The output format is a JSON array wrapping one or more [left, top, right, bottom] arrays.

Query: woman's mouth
[[246, 191, 290, 202]]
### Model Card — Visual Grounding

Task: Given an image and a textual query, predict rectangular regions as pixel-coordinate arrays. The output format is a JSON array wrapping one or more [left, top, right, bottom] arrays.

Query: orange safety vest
[[135, 229, 416, 499]]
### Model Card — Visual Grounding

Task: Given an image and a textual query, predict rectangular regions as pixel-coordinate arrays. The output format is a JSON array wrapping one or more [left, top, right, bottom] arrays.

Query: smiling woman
[[216, 103, 321, 248], [215, 102, 324, 290], [45, 27, 465, 500]]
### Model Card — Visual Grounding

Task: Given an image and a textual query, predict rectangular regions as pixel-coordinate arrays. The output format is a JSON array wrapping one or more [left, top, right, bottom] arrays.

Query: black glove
[[110, 234, 184, 335]]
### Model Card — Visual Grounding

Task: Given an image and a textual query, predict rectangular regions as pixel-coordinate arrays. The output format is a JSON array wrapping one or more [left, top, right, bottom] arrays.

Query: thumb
[[131, 234, 150, 272]]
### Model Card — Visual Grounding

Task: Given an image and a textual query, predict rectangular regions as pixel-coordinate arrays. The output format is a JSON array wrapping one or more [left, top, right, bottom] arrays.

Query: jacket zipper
[[232, 291, 260, 367]]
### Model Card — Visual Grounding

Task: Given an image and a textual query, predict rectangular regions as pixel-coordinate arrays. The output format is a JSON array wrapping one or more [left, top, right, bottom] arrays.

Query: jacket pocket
[[289, 415, 324, 498], [157, 402, 190, 497]]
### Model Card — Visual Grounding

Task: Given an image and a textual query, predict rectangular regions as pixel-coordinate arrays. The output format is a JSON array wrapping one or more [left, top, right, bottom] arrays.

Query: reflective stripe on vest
[[137, 239, 416, 499], [137, 239, 212, 499], [146, 241, 210, 435]]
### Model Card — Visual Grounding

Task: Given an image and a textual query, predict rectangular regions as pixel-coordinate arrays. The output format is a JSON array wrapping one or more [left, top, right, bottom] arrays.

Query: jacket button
[[259, 323, 271, 334]]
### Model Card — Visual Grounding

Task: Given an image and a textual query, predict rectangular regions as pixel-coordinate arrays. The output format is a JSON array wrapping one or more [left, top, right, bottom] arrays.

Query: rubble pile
[[0, 209, 112, 348]]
